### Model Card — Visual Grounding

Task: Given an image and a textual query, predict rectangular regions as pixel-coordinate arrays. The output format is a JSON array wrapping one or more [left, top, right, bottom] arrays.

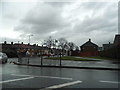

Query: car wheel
[[2, 60, 7, 64], [2, 61, 5, 64], [5, 60, 7, 63]]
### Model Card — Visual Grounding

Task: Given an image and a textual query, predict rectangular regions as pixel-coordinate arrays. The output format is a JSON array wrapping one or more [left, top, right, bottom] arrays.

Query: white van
[[0, 52, 8, 64]]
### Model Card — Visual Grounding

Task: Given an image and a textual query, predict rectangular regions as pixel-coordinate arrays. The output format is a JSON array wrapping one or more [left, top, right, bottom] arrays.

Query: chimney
[[109, 42, 110, 44], [89, 39, 91, 42], [4, 41, 7, 44], [21, 42, 23, 44], [33, 44, 36, 46], [11, 42, 13, 45]]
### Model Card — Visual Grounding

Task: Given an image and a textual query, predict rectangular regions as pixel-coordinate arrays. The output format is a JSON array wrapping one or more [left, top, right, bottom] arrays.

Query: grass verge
[[84, 56, 118, 61], [45, 56, 100, 61]]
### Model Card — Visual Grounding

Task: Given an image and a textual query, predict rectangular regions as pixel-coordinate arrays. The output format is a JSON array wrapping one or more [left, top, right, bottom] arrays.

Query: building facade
[[0, 41, 63, 57], [114, 34, 120, 46], [80, 39, 99, 56], [103, 42, 114, 51]]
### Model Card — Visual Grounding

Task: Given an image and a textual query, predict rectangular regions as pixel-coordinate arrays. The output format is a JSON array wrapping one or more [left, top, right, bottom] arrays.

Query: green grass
[[83, 56, 108, 59], [45, 56, 119, 62], [45, 56, 100, 61], [83, 56, 117, 60]]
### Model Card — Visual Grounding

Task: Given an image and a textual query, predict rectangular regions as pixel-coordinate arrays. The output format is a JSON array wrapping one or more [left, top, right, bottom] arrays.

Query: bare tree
[[58, 38, 68, 56], [68, 42, 75, 51], [46, 36, 54, 48], [43, 36, 54, 56], [67, 42, 76, 56], [75, 46, 79, 51]]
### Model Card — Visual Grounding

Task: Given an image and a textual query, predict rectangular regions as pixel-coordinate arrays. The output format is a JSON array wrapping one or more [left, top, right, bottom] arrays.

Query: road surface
[[0, 62, 120, 89]]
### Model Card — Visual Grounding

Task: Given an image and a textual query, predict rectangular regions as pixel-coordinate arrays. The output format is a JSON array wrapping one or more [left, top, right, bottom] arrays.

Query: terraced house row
[[0, 41, 66, 58], [0, 34, 120, 58]]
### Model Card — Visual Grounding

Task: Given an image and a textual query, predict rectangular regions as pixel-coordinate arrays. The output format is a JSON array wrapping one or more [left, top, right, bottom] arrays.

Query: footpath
[[9, 57, 120, 71]]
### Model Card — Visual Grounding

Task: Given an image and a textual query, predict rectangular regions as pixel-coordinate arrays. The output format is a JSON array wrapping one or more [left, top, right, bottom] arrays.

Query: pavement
[[8, 56, 120, 70]]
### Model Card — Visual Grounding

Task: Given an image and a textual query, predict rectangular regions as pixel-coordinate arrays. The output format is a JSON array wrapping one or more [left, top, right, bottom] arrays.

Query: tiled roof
[[81, 39, 98, 47]]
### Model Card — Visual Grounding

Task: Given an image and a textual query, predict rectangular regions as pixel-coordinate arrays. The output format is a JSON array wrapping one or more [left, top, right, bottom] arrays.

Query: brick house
[[100, 34, 120, 59], [103, 42, 114, 51], [0, 41, 18, 57], [114, 34, 120, 46], [80, 39, 99, 56]]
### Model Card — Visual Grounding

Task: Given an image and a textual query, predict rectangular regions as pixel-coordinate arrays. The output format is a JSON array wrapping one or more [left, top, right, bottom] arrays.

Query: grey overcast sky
[[0, 0, 119, 47]]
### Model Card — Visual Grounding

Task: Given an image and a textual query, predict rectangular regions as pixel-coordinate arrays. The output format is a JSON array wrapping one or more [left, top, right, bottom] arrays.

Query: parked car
[[0, 52, 8, 64]]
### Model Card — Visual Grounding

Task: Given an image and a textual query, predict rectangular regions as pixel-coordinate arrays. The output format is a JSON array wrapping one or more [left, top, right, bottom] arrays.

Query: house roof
[[103, 44, 113, 47], [114, 34, 120, 45], [103, 43, 114, 50], [81, 39, 98, 47]]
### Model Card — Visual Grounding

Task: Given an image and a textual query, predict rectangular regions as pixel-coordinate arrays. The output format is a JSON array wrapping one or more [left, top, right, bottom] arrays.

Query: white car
[[0, 52, 8, 64]]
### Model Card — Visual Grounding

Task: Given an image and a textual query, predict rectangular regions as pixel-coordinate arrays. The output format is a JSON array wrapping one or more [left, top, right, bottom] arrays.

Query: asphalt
[[1, 63, 120, 89]]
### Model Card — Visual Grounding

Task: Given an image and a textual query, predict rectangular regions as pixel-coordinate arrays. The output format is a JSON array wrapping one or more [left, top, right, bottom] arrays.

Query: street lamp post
[[17, 41, 21, 63], [60, 52, 62, 67], [59, 48, 62, 67], [41, 45, 43, 66], [40, 40, 47, 66], [27, 34, 33, 64], [28, 34, 33, 44]]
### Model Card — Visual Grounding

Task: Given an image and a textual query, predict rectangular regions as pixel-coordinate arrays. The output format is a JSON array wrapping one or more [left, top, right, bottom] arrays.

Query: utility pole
[[17, 41, 21, 63], [28, 34, 33, 64], [59, 50, 62, 67], [41, 45, 43, 66]]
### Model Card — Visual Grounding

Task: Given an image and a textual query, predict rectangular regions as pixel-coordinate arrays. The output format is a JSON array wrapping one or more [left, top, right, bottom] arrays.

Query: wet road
[[0, 63, 120, 89]]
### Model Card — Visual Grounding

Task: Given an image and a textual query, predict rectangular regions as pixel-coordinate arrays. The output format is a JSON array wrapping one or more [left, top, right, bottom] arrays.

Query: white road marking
[[100, 80, 120, 84], [11, 74, 73, 80], [11, 74, 31, 77], [35, 76, 73, 80], [0, 77, 34, 84], [41, 80, 82, 90]]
